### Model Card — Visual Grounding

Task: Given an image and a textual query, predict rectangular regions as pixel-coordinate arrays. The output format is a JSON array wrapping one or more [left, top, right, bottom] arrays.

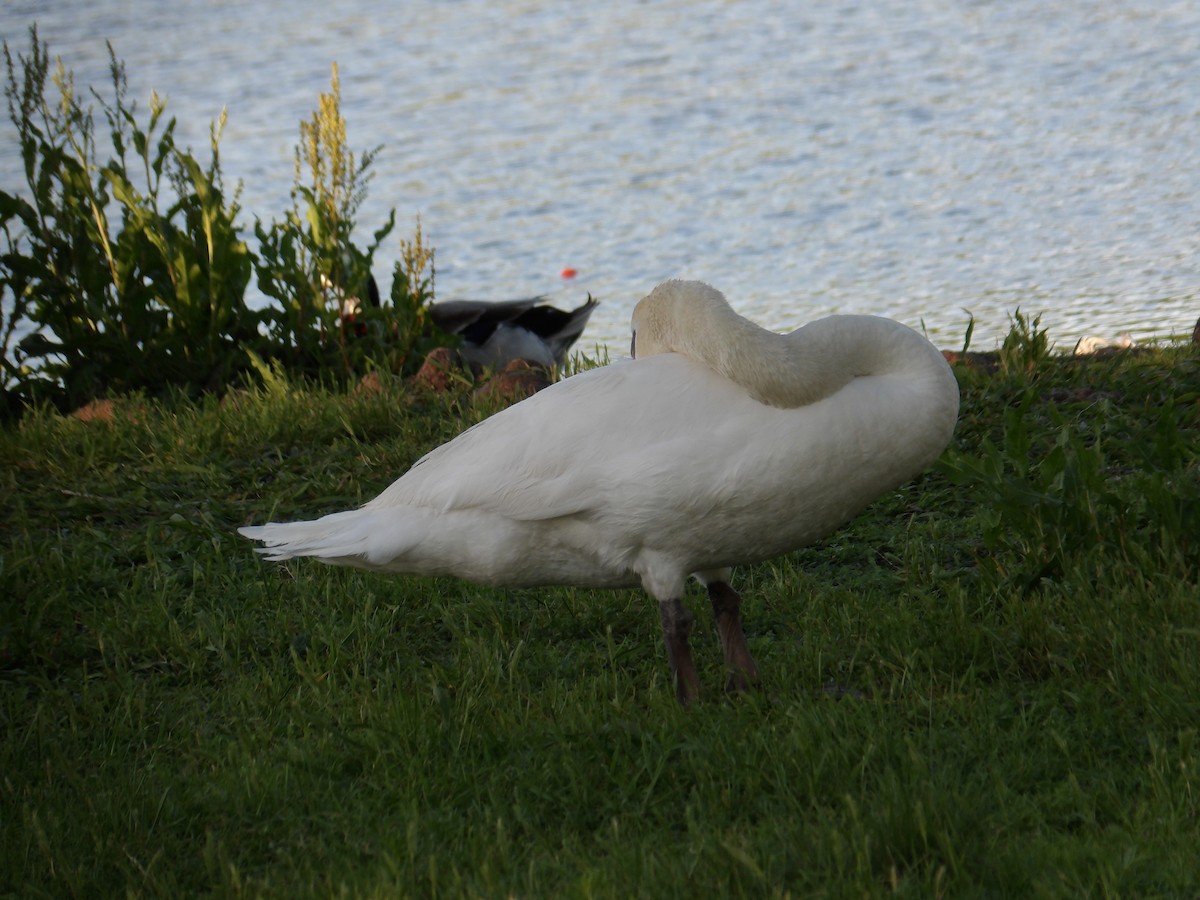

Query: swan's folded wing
[[365, 356, 737, 522]]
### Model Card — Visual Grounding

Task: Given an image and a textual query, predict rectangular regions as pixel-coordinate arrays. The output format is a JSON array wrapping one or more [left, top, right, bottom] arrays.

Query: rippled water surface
[[4, 0, 1199, 353]]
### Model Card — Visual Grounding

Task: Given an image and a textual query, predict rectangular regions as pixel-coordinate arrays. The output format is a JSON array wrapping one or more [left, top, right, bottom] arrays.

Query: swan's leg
[[658, 598, 700, 705], [707, 581, 761, 693]]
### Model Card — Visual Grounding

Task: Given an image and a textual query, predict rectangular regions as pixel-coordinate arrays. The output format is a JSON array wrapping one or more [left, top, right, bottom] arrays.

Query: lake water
[[4, 0, 1200, 355]]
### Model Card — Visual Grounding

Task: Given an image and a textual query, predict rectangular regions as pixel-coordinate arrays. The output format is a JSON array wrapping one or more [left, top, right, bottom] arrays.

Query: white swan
[[240, 280, 959, 703]]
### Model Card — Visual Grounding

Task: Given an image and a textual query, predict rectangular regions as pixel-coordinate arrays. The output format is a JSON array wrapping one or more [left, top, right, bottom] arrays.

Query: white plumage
[[240, 280, 959, 702]]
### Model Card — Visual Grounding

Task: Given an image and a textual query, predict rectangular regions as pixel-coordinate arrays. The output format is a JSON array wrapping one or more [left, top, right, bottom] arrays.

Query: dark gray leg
[[658, 598, 700, 705], [707, 581, 761, 693]]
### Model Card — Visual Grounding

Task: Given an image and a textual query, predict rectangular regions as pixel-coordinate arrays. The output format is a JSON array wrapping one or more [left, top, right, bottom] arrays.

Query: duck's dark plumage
[[429, 296, 598, 370]]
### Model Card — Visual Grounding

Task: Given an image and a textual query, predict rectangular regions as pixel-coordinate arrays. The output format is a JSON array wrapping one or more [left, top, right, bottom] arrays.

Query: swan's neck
[[681, 312, 891, 409], [633, 282, 943, 409]]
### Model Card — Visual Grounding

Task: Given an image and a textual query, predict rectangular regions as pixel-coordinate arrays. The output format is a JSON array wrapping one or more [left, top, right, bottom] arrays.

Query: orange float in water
[[560, 267, 577, 279]]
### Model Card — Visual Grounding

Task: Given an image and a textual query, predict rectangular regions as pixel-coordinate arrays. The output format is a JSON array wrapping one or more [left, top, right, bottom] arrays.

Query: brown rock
[[473, 359, 552, 404], [71, 398, 115, 423], [69, 398, 147, 424], [354, 371, 386, 398], [410, 347, 462, 393]]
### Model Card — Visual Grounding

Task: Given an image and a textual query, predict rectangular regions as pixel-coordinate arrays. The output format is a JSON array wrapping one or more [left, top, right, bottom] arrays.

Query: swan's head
[[630, 280, 732, 359], [630, 279, 819, 408]]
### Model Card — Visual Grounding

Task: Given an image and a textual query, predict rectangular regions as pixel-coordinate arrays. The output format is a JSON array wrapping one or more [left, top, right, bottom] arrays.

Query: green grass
[[2, 344, 1199, 897]]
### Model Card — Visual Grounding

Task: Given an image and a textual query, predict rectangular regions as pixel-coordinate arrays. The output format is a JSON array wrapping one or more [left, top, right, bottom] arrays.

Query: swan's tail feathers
[[238, 509, 413, 570]]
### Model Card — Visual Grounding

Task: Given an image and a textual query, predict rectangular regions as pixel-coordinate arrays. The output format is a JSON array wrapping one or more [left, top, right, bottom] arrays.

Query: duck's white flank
[[428, 296, 598, 370], [240, 279, 960, 702]]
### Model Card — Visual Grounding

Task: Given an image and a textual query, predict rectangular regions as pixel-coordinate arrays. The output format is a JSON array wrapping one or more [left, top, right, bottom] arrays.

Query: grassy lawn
[[2, 339, 1198, 897]]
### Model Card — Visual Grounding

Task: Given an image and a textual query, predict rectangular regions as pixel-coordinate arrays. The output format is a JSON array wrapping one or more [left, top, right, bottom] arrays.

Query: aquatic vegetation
[[255, 64, 441, 382], [0, 29, 439, 414], [1, 27, 256, 408]]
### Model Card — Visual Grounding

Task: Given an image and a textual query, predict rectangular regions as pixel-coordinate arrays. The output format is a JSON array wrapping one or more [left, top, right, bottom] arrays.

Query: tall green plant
[[0, 27, 257, 410], [2, 34, 452, 412], [255, 63, 441, 380], [998, 308, 1051, 378], [255, 63, 385, 373], [0, 199, 36, 412], [387, 213, 440, 366]]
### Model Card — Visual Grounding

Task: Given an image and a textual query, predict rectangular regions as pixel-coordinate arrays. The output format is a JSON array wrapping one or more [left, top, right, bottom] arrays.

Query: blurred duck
[[429, 296, 598, 370], [1073, 332, 1136, 356]]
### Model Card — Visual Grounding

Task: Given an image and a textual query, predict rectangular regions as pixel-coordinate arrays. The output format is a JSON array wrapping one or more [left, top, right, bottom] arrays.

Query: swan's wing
[[366, 355, 743, 522]]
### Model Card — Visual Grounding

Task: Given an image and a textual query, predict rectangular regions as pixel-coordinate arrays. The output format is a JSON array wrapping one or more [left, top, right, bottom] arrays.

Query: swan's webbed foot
[[658, 598, 700, 705], [707, 581, 761, 694]]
